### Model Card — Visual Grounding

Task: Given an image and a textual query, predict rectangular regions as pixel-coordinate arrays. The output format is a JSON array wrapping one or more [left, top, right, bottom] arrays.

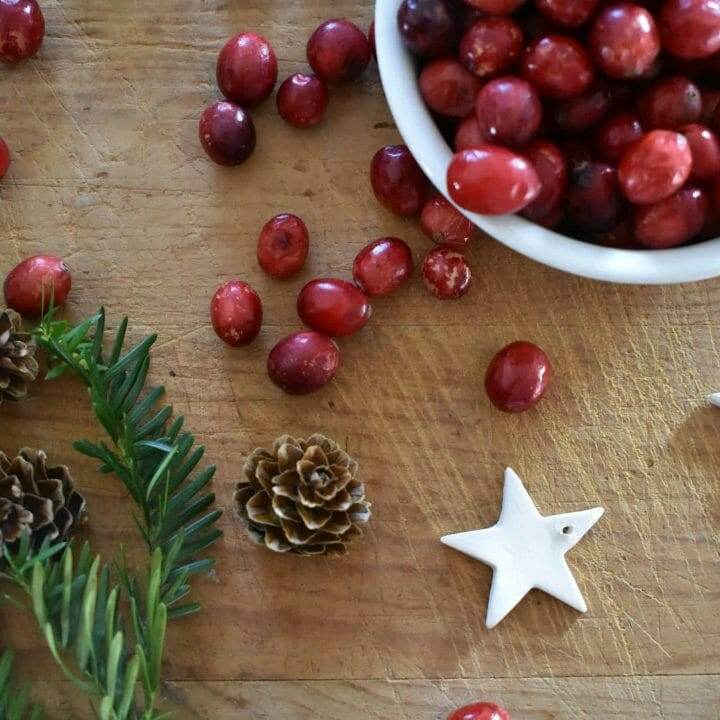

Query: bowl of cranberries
[[375, 0, 720, 284]]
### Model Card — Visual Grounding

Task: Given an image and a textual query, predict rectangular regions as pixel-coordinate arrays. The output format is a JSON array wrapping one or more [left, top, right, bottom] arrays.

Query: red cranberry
[[210, 280, 263, 347], [276, 73, 329, 128], [257, 213, 309, 279], [421, 193, 475, 248], [485, 341, 553, 413], [521, 139, 568, 226], [589, 4, 660, 79], [454, 115, 486, 150], [713, 173, 720, 209], [634, 186, 709, 247], [3, 255, 71, 315], [462, 0, 527, 12], [567, 161, 623, 232], [421, 247, 472, 299], [552, 82, 613, 134], [447, 146, 541, 214], [307, 19, 371, 83], [536, 0, 600, 27], [0, 0, 44, 63], [521, 35, 594, 99], [0, 138, 10, 180], [370, 145, 428, 216], [594, 217, 641, 248], [475, 76, 542, 146], [660, 0, 720, 59], [638, 75, 702, 129], [216, 33, 277, 107], [682, 123, 720, 180], [297, 278, 371, 337], [419, 58, 482, 117], [595, 113, 644, 162], [618, 129, 692, 203], [199, 101, 256, 166], [459, 17, 524, 78], [397, 0, 458, 57], [267, 331, 339, 395], [561, 137, 596, 169], [352, 237, 414, 296], [448, 702, 511, 720], [700, 85, 720, 124]]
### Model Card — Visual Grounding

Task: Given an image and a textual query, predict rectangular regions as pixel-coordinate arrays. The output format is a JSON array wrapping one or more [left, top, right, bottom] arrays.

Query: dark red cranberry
[[420, 193, 475, 248], [216, 33, 277, 107], [454, 115, 487, 150], [307, 19, 371, 83], [521, 35, 594, 99], [536, 0, 600, 27], [257, 214, 309, 279], [567, 161, 623, 232], [561, 137, 596, 168], [459, 17, 524, 78], [462, 0, 527, 12], [297, 278, 371, 337], [700, 85, 720, 125], [475, 76, 542, 146], [637, 75, 702, 129], [421, 247, 472, 299], [419, 58, 482, 117], [634, 186, 709, 247], [594, 217, 641, 248], [485, 341, 553, 413], [0, 0, 44, 62], [267, 331, 339, 395], [370, 145, 428, 216], [521, 139, 568, 226], [552, 82, 613, 134], [660, 0, 720, 59], [713, 173, 720, 210], [353, 237, 414, 296], [448, 703, 511, 720], [682, 123, 720, 181], [0, 138, 9, 180], [276, 73, 329, 128], [397, 0, 458, 57], [595, 113, 644, 162], [210, 280, 263, 347], [3, 256, 71, 314], [199, 101, 256, 166]]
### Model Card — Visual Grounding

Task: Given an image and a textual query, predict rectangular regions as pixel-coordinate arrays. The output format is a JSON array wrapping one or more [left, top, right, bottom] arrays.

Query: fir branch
[[0, 649, 44, 720]]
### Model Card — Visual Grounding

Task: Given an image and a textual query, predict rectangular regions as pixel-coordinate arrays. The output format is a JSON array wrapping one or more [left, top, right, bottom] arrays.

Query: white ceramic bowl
[[374, 0, 720, 285]]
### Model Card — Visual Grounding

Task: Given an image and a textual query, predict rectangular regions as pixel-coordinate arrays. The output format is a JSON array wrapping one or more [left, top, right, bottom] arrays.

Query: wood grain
[[1, 0, 719, 717]]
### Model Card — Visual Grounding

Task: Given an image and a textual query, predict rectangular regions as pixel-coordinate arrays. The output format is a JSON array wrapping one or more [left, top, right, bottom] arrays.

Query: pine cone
[[0, 307, 39, 405], [0, 448, 87, 564], [236, 434, 371, 555]]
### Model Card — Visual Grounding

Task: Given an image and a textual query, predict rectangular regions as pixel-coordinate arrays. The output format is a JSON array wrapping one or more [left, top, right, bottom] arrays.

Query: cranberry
[[216, 33, 277, 107], [199, 101, 256, 166], [370, 145, 428, 216], [0, 0, 44, 63], [352, 237, 414, 296], [0, 138, 10, 180], [419, 58, 482, 117], [475, 76, 542, 147], [421, 247, 472, 299], [561, 137, 596, 169], [420, 193, 475, 248], [595, 113, 644, 162], [257, 214, 309, 279], [521, 139, 568, 226], [634, 186, 709, 246], [368, 20, 376, 59], [589, 4, 660, 79], [567, 161, 623, 232], [552, 82, 613, 134], [454, 115, 486, 150], [3, 255, 71, 315], [594, 217, 641, 248], [618, 129, 692, 203], [448, 702, 511, 720], [682, 123, 720, 180], [462, 0, 527, 12], [210, 280, 263, 347], [536, 0, 600, 27], [638, 75, 702, 129], [297, 278, 371, 337], [307, 19, 371, 83], [267, 331, 339, 395], [397, 0, 458, 57], [713, 173, 720, 209], [276, 73, 329, 128], [521, 35, 594, 99], [459, 17, 524, 78], [485, 341, 553, 413], [700, 85, 720, 124], [447, 146, 541, 215], [660, 0, 720, 59]]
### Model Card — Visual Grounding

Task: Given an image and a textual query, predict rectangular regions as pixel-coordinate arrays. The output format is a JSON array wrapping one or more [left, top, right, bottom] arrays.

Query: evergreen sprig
[[0, 648, 43, 720]]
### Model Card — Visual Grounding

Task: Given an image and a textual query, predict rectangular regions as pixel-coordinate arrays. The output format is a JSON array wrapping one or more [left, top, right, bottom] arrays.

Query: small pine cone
[[0, 307, 39, 405], [235, 434, 371, 556], [0, 448, 87, 565]]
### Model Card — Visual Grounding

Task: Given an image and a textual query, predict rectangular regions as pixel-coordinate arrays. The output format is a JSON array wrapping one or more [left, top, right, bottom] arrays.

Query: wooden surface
[[1, 1, 719, 718]]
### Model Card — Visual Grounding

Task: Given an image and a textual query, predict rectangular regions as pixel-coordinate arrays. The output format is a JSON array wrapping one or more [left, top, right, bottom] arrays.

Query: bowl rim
[[374, 0, 720, 285]]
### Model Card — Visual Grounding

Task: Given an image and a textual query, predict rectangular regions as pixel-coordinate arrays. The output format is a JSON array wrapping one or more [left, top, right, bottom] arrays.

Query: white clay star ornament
[[441, 468, 604, 629]]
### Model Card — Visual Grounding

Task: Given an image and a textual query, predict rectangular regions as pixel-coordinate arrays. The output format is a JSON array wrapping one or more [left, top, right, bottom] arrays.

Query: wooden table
[[1, 1, 719, 717]]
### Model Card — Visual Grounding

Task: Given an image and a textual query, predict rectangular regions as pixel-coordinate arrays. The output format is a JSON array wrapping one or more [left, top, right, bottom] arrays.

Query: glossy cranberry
[[521, 139, 568, 226], [448, 702, 511, 720], [216, 33, 277, 107], [3, 256, 71, 314], [257, 214, 309, 279], [397, 0, 458, 57], [210, 280, 262, 347], [485, 341, 553, 413], [634, 186, 709, 246], [475, 76, 542, 146], [421, 247, 472, 299], [447, 146, 541, 214], [561, 137, 596, 169], [276, 73, 329, 128], [567, 161, 623, 232], [459, 17, 523, 78], [682, 123, 720, 180], [660, 0, 720, 59], [0, 0, 44, 63], [199, 101, 256, 166], [0, 138, 9, 180], [420, 193, 475, 248], [307, 19, 371, 83], [267, 331, 339, 395], [595, 113, 644, 162], [536, 0, 600, 27], [352, 237, 414, 296], [618, 129, 692, 203], [419, 58, 482, 117], [462, 0, 527, 12], [297, 278, 371, 337], [370, 145, 428, 216], [454, 115, 486, 150], [521, 35, 594, 99], [638, 75, 702, 129], [553, 82, 613, 134]]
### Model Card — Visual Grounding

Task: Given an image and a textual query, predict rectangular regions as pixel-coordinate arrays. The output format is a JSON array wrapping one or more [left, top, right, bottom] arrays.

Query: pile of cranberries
[[399, 0, 720, 250], [448, 701, 511, 720]]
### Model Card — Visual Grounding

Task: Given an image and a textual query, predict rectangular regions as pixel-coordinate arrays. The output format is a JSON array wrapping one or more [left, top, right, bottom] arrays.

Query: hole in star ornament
[[441, 468, 604, 629]]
